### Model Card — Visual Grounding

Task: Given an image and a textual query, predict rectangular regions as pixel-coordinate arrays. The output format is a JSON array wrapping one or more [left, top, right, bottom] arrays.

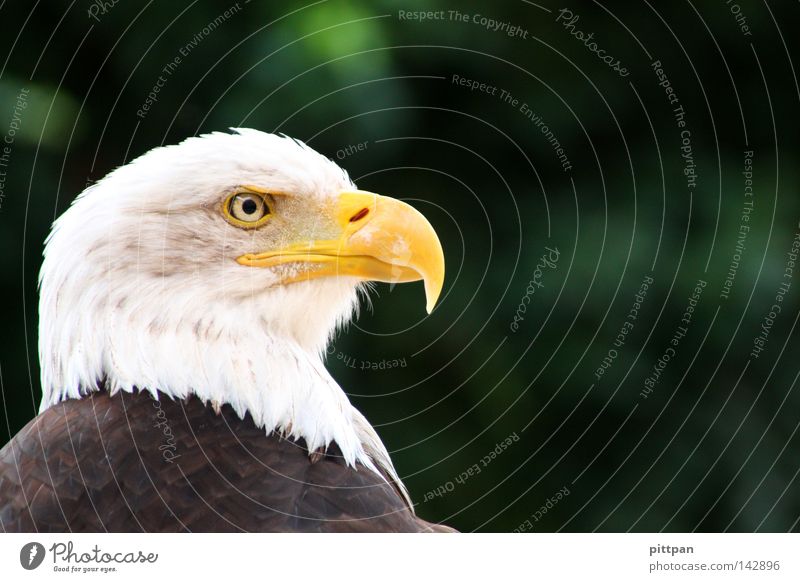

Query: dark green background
[[1, 0, 799, 532]]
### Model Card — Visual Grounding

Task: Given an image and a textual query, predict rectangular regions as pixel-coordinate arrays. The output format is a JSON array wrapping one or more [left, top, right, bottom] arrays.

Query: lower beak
[[236, 191, 445, 313]]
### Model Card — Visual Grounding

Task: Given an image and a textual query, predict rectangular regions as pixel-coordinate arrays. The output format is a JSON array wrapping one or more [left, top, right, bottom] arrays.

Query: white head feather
[[38, 129, 407, 498]]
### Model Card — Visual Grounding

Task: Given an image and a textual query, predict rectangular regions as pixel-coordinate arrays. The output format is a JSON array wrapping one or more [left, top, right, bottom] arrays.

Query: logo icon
[[19, 542, 46, 570]]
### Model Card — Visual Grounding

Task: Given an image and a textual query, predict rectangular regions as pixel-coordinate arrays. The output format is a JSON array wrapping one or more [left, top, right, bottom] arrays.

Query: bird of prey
[[0, 129, 452, 532]]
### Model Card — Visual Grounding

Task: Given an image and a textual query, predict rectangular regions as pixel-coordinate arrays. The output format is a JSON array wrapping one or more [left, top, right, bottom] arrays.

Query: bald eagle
[[0, 129, 453, 532]]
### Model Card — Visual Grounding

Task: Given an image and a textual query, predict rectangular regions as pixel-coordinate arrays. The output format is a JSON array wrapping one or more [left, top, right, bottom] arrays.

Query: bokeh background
[[1, 0, 799, 532]]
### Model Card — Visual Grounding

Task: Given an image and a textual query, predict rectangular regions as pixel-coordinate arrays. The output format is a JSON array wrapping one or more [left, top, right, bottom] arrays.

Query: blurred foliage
[[1, 0, 799, 531]]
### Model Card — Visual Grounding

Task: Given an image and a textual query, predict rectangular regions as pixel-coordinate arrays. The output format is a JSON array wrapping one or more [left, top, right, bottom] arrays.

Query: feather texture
[[0, 391, 452, 532]]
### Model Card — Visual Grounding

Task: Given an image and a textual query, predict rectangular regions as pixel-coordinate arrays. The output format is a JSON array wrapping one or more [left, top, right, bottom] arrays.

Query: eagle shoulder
[[0, 391, 453, 532]]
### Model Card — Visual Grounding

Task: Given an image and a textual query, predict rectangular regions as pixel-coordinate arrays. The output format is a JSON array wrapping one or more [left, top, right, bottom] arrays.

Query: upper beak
[[236, 190, 445, 313]]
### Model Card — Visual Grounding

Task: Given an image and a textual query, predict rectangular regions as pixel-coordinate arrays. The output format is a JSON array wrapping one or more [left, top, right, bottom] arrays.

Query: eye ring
[[222, 190, 274, 229]]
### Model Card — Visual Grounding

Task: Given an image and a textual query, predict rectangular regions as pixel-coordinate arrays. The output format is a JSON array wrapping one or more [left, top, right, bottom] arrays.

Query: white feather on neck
[[37, 130, 410, 506], [39, 263, 405, 495]]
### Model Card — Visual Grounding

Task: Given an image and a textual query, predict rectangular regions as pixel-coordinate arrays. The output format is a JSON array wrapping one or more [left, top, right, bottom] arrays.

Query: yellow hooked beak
[[236, 191, 445, 313]]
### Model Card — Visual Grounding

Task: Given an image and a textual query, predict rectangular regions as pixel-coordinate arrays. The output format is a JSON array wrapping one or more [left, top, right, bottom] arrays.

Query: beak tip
[[424, 281, 443, 315]]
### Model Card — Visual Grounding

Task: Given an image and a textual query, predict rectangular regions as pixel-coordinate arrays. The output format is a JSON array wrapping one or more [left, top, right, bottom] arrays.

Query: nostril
[[349, 207, 369, 222]]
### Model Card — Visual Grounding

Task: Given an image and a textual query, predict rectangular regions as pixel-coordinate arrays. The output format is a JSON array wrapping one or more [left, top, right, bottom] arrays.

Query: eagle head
[[37, 129, 444, 473]]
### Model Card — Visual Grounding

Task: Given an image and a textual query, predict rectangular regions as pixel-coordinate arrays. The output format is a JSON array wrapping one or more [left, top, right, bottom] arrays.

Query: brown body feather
[[0, 391, 454, 532]]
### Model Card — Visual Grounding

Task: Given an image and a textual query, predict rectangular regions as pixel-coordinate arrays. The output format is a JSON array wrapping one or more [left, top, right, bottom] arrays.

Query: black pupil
[[241, 197, 258, 215]]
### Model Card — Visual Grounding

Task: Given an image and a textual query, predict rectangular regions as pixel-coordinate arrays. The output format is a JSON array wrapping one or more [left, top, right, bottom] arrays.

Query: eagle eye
[[223, 191, 272, 228]]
